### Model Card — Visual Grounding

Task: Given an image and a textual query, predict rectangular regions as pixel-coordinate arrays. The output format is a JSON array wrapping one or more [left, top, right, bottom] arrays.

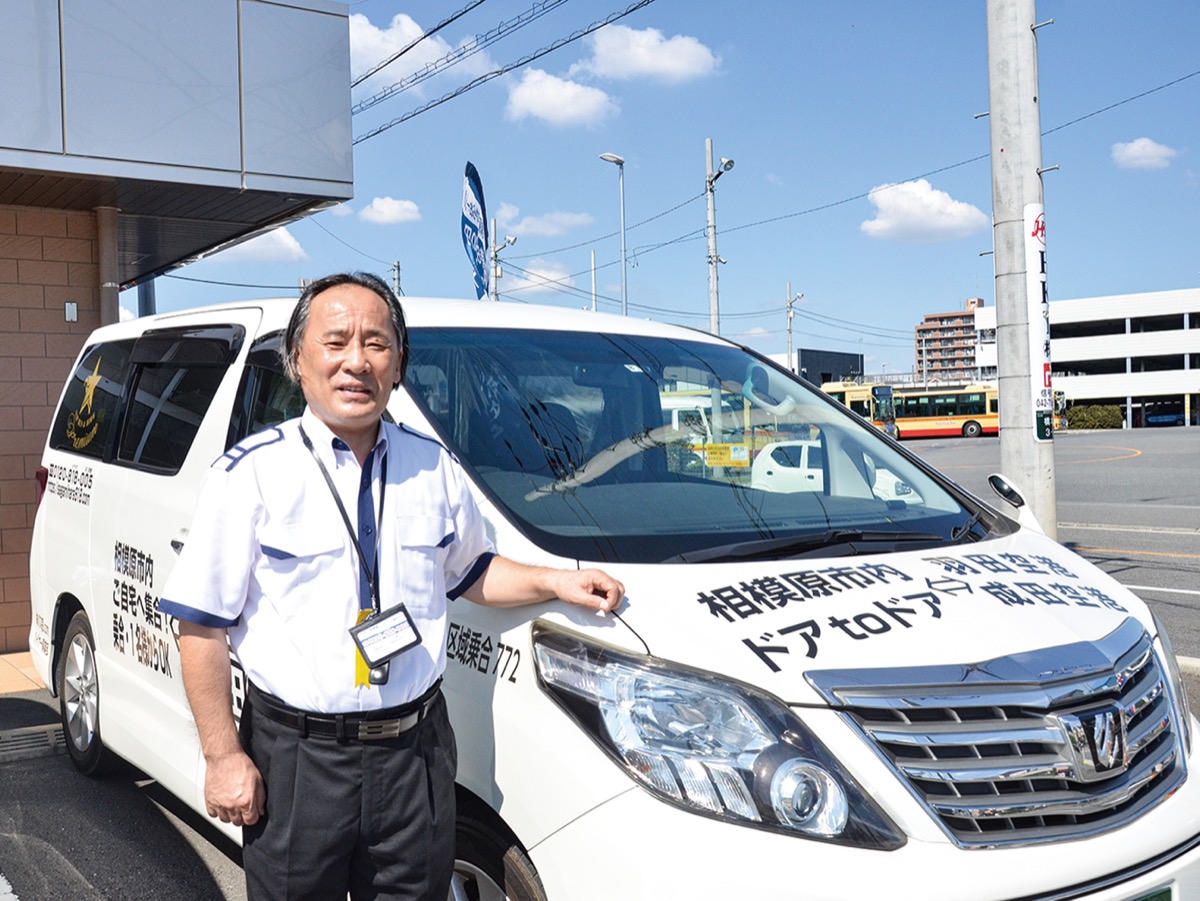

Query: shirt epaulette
[[215, 426, 287, 472], [394, 421, 467, 467], [396, 422, 448, 451]]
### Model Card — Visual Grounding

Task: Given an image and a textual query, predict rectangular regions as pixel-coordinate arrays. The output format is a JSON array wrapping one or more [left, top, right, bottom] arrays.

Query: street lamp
[[705, 137, 734, 334], [598, 152, 627, 316]]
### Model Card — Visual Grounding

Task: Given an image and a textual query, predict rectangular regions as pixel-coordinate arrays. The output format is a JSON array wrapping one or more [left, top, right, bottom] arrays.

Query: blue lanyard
[[298, 425, 387, 615]]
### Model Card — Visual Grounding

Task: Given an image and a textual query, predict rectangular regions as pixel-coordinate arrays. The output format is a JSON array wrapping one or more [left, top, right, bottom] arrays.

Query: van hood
[[589, 529, 1150, 707]]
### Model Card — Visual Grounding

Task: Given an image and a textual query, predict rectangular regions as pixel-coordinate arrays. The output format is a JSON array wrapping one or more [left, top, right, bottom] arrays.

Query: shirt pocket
[[391, 514, 454, 614], [256, 521, 349, 630], [258, 521, 345, 579]]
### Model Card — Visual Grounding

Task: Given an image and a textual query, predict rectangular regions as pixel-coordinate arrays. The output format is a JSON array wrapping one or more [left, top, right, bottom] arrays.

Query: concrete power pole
[[786, 282, 800, 373], [706, 138, 721, 335], [986, 0, 1057, 538], [489, 217, 500, 303]]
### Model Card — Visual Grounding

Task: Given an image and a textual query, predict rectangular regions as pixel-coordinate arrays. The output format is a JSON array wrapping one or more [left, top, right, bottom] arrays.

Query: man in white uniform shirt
[[160, 272, 624, 901]]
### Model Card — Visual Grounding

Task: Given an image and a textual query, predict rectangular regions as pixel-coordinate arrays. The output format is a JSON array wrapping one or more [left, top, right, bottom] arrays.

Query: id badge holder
[[350, 603, 422, 684]]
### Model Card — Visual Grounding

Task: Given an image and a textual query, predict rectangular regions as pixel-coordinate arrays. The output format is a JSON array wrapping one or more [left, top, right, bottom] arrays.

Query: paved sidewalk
[[0, 652, 45, 695]]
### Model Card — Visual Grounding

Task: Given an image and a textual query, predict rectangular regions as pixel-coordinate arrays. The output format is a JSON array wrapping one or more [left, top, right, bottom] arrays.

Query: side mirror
[[987, 473, 1045, 534]]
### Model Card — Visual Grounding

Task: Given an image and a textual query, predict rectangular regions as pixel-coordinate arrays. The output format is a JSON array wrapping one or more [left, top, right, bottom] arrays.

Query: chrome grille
[[806, 618, 1186, 848]]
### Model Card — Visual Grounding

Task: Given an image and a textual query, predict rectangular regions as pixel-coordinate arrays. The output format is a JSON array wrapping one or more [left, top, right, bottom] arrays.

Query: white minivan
[[29, 297, 1200, 900]]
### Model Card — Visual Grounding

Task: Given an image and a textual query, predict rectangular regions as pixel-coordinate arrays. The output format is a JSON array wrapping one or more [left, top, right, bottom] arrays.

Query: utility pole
[[987, 0, 1057, 538], [391, 261, 402, 296], [786, 282, 801, 373], [489, 218, 500, 303], [705, 138, 734, 335], [488, 218, 515, 303]]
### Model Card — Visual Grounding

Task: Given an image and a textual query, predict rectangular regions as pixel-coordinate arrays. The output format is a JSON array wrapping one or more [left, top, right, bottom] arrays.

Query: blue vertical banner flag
[[462, 162, 489, 300]]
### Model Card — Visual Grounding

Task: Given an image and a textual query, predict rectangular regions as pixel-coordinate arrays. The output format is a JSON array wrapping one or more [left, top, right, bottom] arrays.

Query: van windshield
[[406, 327, 985, 563]]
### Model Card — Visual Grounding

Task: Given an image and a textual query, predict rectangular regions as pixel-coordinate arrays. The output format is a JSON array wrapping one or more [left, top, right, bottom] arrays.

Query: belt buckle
[[358, 719, 402, 740]]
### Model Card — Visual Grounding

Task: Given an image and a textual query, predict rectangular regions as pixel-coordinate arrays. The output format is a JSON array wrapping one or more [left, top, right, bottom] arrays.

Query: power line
[[308, 218, 392, 265], [351, 0, 491, 89], [794, 308, 913, 338], [511, 70, 1200, 284], [354, 0, 573, 114], [1042, 68, 1200, 136], [353, 0, 658, 145], [164, 274, 300, 291], [506, 192, 705, 260], [170, 69, 1196, 298]]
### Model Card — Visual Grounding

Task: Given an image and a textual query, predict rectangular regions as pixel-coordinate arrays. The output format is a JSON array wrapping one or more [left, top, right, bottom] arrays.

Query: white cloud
[[860, 180, 988, 243], [326, 202, 354, 217], [359, 197, 421, 225], [572, 24, 718, 83], [503, 259, 576, 296], [349, 13, 457, 93], [496, 202, 592, 237], [506, 69, 617, 127], [215, 227, 308, 262], [1112, 137, 1180, 170]]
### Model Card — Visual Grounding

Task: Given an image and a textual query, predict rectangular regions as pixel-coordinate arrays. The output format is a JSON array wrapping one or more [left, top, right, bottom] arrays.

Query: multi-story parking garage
[[975, 287, 1199, 427]]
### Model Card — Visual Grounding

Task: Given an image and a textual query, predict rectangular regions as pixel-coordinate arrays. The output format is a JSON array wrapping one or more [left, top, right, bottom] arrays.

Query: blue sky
[[144, 1, 1200, 376]]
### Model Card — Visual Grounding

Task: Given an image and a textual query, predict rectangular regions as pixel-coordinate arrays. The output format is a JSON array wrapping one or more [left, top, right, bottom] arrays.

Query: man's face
[[294, 283, 403, 449]]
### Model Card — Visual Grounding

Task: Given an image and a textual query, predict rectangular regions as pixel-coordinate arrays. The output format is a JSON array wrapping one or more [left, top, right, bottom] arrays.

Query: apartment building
[[914, 297, 984, 383]]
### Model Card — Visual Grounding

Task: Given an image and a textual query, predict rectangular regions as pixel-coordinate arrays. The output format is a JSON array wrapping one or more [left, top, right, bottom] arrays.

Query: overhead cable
[[353, 0, 658, 145]]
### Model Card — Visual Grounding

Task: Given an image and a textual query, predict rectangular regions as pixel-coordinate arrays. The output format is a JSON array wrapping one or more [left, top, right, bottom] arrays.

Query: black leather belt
[[246, 679, 441, 742]]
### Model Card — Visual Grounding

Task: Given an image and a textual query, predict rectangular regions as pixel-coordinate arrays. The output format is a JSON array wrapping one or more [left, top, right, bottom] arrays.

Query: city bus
[[893, 384, 998, 439], [820, 380, 897, 436]]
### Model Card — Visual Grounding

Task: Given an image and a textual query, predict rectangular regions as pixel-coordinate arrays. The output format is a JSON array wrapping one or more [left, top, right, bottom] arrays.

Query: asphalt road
[[0, 726, 245, 901], [1, 425, 1196, 899], [910, 426, 1200, 658]]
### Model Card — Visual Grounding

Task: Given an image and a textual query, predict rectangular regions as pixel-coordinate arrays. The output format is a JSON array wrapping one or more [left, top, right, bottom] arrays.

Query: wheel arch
[[48, 592, 84, 699], [454, 784, 548, 900], [455, 784, 526, 850]]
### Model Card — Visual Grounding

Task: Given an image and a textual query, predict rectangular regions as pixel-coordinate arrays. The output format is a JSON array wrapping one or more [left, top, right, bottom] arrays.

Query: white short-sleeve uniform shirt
[[160, 408, 495, 713]]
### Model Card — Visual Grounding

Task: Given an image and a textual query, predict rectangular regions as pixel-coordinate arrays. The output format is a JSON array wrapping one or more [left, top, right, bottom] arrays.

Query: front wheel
[[962, 420, 983, 438], [57, 611, 110, 775], [452, 796, 546, 901]]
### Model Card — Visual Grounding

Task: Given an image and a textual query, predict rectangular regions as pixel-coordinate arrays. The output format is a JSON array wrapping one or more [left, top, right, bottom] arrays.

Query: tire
[[962, 420, 983, 438], [57, 611, 110, 775], [452, 795, 546, 901]]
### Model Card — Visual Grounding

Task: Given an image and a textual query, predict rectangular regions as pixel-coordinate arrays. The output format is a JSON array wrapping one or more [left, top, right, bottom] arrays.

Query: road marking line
[[1073, 545, 1200, 560], [1059, 522, 1200, 535], [1126, 584, 1200, 598]]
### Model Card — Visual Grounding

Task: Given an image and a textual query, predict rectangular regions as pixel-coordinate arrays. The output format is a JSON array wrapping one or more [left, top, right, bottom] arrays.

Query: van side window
[[117, 365, 228, 471], [48, 340, 136, 459], [114, 325, 245, 474], [227, 331, 306, 448]]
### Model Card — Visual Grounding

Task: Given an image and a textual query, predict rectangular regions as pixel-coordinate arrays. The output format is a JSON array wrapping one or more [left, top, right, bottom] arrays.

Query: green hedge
[[1066, 405, 1124, 429]]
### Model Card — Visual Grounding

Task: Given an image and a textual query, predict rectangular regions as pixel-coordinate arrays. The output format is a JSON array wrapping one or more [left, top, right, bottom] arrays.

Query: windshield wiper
[[665, 528, 945, 564], [951, 509, 989, 543]]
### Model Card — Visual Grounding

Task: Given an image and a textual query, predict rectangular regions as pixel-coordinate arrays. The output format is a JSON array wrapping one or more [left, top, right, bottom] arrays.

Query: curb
[[1178, 655, 1200, 677]]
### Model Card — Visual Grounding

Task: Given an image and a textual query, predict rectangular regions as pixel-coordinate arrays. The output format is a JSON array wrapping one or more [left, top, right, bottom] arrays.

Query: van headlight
[[1152, 612, 1193, 756], [531, 622, 903, 849]]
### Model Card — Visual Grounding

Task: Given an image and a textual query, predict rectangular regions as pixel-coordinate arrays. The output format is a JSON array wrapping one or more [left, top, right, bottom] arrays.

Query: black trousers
[[240, 692, 457, 901]]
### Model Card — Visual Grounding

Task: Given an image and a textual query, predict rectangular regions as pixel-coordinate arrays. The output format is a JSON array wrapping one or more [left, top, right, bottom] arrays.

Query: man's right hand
[[204, 749, 266, 826]]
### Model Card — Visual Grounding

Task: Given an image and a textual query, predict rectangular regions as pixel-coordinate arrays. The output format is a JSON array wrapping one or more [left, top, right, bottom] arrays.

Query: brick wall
[[0, 205, 100, 652]]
